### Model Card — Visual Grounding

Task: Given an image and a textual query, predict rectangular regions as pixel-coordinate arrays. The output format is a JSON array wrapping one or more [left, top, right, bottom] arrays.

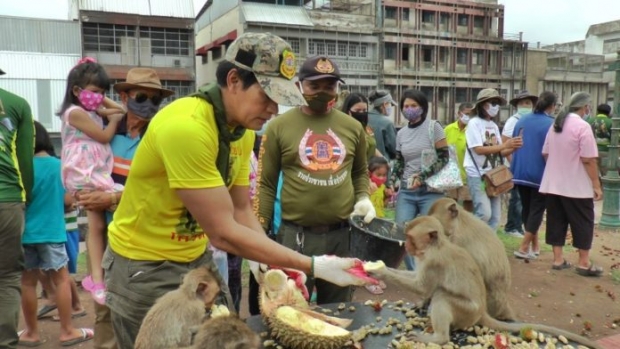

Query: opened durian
[[259, 269, 353, 349], [269, 306, 352, 349]]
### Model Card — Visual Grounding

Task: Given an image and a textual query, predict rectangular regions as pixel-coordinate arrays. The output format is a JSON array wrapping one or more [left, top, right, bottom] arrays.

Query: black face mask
[[127, 97, 160, 120], [350, 111, 368, 128]]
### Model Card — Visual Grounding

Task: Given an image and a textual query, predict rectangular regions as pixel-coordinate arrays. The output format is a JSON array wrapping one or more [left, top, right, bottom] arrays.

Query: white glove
[[248, 260, 268, 284], [352, 197, 377, 223], [312, 255, 369, 287]]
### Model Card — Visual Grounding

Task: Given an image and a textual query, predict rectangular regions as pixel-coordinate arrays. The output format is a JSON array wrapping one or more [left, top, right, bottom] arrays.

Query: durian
[[268, 306, 351, 349], [363, 260, 386, 272], [210, 304, 230, 318]]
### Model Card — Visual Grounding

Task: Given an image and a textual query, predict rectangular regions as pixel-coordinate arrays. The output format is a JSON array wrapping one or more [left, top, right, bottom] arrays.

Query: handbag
[[466, 145, 513, 197], [420, 120, 463, 192]]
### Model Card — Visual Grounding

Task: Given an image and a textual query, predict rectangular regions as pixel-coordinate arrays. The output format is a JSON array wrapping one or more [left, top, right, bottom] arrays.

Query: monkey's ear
[[448, 203, 459, 218], [196, 281, 208, 295], [428, 230, 439, 243]]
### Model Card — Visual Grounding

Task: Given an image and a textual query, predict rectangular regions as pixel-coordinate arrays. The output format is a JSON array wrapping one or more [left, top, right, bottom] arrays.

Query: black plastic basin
[[349, 215, 407, 268]]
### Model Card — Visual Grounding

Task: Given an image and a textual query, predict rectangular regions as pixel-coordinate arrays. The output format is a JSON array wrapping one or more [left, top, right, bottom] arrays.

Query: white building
[[0, 16, 82, 135]]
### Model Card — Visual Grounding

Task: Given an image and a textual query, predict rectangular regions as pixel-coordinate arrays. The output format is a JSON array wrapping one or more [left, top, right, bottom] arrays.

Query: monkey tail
[[479, 314, 603, 349]]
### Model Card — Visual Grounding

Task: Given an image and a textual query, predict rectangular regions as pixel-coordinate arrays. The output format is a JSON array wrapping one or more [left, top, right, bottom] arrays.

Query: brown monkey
[[369, 216, 602, 348], [428, 197, 515, 321], [134, 266, 223, 349], [190, 315, 260, 349]]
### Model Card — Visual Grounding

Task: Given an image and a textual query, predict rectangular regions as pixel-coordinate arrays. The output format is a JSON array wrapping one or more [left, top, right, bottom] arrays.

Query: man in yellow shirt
[[444, 103, 474, 212], [103, 32, 373, 348]]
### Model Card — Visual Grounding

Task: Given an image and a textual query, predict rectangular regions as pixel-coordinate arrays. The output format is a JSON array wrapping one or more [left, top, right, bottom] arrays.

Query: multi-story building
[[380, 0, 527, 124], [0, 16, 82, 150], [71, 0, 196, 104], [195, 0, 526, 125], [525, 49, 608, 106], [542, 19, 620, 104]]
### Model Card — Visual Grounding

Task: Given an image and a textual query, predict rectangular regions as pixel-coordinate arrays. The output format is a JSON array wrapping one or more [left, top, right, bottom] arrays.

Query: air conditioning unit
[[173, 59, 181, 67]]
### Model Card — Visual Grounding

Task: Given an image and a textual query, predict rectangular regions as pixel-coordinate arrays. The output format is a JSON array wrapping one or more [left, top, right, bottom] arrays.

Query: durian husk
[[269, 306, 352, 349]]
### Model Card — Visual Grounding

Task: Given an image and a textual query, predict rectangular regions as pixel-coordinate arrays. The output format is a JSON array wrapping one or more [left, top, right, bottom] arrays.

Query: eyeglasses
[[133, 92, 163, 106]]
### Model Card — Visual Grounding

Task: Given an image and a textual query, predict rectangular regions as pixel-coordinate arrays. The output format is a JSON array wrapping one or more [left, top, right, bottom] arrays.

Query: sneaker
[[506, 230, 524, 238], [513, 250, 535, 259]]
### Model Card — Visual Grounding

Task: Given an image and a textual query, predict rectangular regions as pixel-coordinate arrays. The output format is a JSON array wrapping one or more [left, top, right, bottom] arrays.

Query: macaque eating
[[134, 266, 223, 349], [368, 216, 602, 349]]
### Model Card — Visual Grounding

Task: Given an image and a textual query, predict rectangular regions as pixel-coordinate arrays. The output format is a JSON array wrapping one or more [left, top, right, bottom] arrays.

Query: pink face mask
[[77, 88, 104, 111]]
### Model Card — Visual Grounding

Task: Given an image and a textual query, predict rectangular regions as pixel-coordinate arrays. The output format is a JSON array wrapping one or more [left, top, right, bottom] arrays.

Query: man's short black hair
[[597, 103, 611, 116], [215, 61, 257, 89], [458, 102, 474, 112]]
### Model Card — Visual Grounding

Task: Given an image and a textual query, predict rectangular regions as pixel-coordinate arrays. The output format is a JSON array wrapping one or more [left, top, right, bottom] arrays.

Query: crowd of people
[[0, 30, 607, 349]]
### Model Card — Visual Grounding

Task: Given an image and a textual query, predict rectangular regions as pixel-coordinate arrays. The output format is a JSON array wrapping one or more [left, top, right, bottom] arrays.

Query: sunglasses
[[133, 92, 163, 106]]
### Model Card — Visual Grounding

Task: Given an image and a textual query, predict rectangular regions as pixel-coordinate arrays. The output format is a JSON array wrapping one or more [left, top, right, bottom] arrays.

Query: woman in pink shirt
[[539, 92, 603, 276]]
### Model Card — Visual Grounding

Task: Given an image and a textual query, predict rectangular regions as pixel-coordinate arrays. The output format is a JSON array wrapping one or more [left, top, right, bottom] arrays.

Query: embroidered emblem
[[298, 128, 346, 172], [280, 50, 296, 80], [315, 58, 335, 74]]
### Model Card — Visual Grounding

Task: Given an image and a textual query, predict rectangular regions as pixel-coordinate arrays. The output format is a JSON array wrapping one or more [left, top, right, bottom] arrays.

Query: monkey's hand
[[313, 256, 373, 287], [351, 197, 377, 223]]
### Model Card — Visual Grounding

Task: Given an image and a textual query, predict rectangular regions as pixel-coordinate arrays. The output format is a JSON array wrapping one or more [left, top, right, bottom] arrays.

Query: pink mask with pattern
[[77, 88, 104, 111]]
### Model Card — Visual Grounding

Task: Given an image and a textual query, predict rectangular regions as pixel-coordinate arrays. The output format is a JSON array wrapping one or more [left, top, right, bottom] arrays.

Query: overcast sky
[[1, 0, 618, 46]]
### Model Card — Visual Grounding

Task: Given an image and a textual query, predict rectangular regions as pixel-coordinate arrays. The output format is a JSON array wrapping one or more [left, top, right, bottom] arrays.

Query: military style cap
[[298, 56, 345, 83], [225, 32, 306, 106]]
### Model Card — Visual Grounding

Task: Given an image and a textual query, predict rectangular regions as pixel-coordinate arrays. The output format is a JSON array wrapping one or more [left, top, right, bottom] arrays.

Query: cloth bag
[[420, 120, 463, 192], [466, 146, 513, 197]]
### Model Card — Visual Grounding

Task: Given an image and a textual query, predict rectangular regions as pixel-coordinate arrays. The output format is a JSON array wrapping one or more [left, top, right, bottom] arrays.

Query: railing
[[503, 32, 523, 41]]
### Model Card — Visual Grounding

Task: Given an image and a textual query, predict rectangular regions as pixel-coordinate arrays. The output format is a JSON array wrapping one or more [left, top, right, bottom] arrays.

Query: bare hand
[[504, 137, 523, 150], [594, 186, 603, 201], [369, 181, 378, 194], [409, 176, 422, 190], [385, 186, 395, 197], [77, 190, 114, 211]]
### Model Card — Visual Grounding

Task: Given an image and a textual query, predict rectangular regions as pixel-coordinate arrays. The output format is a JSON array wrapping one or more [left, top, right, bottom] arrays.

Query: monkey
[[368, 216, 603, 349], [189, 315, 260, 349], [134, 266, 223, 349], [428, 197, 515, 321]]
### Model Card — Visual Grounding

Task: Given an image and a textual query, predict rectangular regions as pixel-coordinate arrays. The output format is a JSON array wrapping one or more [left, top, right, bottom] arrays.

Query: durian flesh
[[269, 306, 351, 349], [363, 260, 386, 272], [210, 304, 230, 318]]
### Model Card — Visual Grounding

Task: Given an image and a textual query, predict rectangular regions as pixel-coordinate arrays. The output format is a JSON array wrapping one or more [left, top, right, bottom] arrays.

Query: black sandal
[[551, 260, 572, 270], [575, 264, 604, 277]]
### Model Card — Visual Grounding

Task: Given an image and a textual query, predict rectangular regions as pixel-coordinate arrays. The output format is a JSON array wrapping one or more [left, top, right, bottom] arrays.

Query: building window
[[385, 7, 397, 19], [201, 54, 208, 65], [457, 48, 468, 64], [401, 45, 409, 61], [308, 40, 368, 58], [385, 43, 397, 60], [282, 38, 301, 54], [161, 80, 194, 102], [439, 13, 450, 25], [402, 8, 410, 21], [455, 88, 467, 103], [472, 50, 484, 65], [139, 27, 191, 56], [473, 16, 484, 28], [422, 11, 434, 23], [327, 42, 337, 56], [83, 23, 136, 53], [458, 14, 468, 26], [422, 46, 433, 63]]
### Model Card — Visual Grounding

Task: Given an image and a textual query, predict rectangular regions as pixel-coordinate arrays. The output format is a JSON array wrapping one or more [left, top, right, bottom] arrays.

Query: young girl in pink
[[58, 57, 126, 304]]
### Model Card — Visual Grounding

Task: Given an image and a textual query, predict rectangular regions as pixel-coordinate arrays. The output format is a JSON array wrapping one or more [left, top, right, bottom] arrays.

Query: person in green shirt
[[588, 103, 612, 176], [444, 102, 474, 212], [0, 66, 35, 349]]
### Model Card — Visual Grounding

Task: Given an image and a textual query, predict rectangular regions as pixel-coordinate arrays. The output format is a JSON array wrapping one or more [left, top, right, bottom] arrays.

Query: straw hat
[[113, 68, 174, 97]]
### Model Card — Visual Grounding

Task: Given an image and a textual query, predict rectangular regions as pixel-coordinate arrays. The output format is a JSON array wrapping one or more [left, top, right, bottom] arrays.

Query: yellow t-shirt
[[370, 183, 385, 218], [444, 121, 467, 183], [108, 97, 255, 262]]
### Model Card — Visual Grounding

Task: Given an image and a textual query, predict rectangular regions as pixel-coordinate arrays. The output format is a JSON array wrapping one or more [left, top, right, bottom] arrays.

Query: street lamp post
[[599, 50, 620, 229]]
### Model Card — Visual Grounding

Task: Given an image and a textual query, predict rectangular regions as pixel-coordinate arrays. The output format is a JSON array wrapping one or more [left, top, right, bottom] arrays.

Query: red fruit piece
[[347, 260, 379, 285]]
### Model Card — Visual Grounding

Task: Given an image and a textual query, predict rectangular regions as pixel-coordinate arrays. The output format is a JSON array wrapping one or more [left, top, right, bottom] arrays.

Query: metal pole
[[598, 50, 620, 229]]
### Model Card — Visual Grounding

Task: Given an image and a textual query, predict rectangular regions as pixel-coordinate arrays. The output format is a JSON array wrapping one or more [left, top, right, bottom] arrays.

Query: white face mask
[[384, 105, 393, 116], [486, 104, 500, 117], [460, 114, 470, 124]]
